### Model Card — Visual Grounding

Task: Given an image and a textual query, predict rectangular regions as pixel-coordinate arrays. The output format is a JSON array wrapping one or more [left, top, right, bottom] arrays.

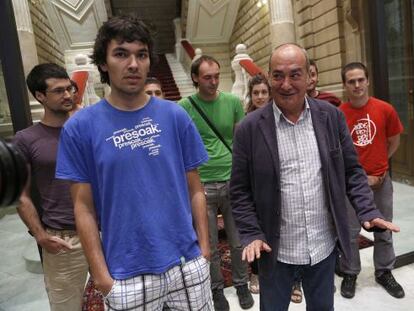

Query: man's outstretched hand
[[242, 239, 272, 263], [363, 218, 400, 232]]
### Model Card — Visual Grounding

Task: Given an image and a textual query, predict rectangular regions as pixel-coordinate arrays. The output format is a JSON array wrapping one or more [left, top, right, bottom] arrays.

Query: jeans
[[204, 181, 249, 290], [260, 250, 336, 311]]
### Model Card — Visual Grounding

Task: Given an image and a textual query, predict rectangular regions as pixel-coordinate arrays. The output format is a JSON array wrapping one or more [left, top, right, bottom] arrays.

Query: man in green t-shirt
[[179, 55, 253, 311]]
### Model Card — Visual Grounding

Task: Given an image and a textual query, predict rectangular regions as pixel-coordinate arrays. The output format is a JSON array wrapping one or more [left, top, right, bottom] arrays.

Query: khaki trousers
[[43, 229, 89, 311]]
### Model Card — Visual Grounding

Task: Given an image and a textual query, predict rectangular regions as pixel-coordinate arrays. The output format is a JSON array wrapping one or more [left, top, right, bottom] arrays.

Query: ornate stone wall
[[229, 0, 271, 72], [28, 1, 64, 66], [292, 0, 345, 98]]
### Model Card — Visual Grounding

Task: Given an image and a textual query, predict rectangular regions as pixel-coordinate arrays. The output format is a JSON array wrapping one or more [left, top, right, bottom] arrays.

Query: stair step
[[165, 53, 197, 99], [148, 54, 182, 99]]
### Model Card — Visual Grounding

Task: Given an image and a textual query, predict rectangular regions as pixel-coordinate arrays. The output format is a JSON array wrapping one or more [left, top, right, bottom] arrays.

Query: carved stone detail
[[41, 0, 107, 50], [345, 0, 359, 33], [12, 0, 34, 33], [186, 0, 241, 44], [268, 0, 294, 25]]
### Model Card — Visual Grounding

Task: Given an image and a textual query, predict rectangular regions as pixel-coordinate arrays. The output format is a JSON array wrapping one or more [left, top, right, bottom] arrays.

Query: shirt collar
[[272, 97, 310, 125]]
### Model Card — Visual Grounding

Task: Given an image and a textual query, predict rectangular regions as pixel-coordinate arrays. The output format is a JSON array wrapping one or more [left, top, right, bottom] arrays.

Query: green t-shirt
[[179, 92, 245, 182]]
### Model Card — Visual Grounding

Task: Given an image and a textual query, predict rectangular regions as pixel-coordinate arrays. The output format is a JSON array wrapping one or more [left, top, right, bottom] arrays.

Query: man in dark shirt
[[13, 63, 88, 311], [307, 59, 342, 106]]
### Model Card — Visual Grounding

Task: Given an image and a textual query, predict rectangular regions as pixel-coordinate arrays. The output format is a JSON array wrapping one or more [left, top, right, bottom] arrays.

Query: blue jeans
[[260, 250, 336, 311]]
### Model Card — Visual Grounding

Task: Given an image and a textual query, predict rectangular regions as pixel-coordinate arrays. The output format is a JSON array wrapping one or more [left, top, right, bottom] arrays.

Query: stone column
[[12, 0, 39, 77], [268, 0, 295, 48], [173, 18, 182, 61]]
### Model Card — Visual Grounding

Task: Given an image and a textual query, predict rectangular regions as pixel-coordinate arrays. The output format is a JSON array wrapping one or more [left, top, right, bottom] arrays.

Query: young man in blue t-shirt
[[56, 16, 212, 310]]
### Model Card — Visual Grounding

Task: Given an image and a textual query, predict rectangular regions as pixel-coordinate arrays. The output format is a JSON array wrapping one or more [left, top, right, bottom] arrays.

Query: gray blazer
[[230, 97, 382, 272]]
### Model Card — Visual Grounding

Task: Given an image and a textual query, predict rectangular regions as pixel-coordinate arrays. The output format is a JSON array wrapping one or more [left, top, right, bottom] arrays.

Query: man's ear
[[100, 64, 108, 72], [34, 91, 45, 104], [191, 73, 198, 84]]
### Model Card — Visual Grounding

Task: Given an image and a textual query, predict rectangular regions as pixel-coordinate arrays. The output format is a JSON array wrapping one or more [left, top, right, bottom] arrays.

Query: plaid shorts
[[105, 256, 213, 310]]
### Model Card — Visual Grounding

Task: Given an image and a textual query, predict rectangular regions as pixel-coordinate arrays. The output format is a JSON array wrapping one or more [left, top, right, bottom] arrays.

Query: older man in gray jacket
[[230, 43, 399, 311]]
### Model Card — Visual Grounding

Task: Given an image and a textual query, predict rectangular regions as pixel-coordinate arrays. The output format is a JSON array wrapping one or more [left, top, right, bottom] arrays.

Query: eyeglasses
[[46, 85, 76, 96]]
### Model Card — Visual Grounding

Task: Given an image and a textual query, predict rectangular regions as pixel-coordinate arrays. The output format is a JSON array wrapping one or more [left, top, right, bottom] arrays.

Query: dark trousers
[[204, 181, 248, 289], [260, 250, 336, 311], [251, 260, 259, 275]]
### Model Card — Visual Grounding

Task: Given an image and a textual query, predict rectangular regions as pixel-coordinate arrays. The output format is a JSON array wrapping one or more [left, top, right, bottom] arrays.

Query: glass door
[[383, 0, 414, 263], [384, 0, 414, 183]]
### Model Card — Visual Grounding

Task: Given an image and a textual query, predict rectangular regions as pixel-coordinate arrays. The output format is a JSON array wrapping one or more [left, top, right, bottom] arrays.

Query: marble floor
[[0, 181, 413, 311], [391, 182, 414, 256], [224, 248, 414, 311]]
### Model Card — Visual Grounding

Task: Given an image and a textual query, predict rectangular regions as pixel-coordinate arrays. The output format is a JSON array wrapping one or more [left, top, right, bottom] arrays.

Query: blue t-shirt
[[56, 97, 208, 279]]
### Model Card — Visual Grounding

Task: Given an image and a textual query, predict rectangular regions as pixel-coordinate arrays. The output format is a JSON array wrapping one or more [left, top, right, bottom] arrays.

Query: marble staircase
[[165, 53, 195, 100]]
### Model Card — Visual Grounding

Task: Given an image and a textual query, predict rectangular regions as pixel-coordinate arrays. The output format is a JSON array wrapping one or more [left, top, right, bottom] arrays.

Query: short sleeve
[[12, 131, 30, 163], [177, 109, 208, 171], [178, 97, 192, 116], [55, 121, 90, 183], [386, 105, 404, 137], [234, 98, 245, 123]]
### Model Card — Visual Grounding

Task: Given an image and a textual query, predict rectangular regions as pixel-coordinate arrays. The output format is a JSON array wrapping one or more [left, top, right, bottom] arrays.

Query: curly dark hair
[[26, 63, 69, 98], [91, 16, 156, 85], [246, 74, 270, 113]]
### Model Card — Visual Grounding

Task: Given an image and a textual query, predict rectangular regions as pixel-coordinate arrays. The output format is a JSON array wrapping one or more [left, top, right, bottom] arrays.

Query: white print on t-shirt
[[105, 117, 162, 156], [350, 113, 376, 147]]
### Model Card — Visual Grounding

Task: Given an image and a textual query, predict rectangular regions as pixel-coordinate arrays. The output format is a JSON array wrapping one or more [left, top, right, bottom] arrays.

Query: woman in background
[[246, 74, 270, 113]]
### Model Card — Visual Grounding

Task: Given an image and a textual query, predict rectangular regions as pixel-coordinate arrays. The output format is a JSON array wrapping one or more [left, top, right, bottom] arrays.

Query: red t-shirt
[[317, 91, 341, 107], [340, 97, 403, 176]]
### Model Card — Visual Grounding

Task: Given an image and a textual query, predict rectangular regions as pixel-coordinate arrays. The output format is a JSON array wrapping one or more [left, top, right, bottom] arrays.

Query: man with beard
[[13, 63, 89, 311]]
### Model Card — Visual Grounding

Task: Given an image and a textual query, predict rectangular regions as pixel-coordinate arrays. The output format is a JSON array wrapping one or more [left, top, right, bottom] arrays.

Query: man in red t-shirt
[[339, 62, 404, 299]]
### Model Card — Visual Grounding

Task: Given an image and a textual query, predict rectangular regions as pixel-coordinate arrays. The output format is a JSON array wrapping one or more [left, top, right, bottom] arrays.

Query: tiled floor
[[1, 181, 413, 310], [0, 214, 48, 311]]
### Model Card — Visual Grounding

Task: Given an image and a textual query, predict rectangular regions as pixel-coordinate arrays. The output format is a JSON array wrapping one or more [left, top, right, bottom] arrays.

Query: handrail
[[231, 44, 266, 102], [239, 59, 265, 76], [181, 39, 195, 59]]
